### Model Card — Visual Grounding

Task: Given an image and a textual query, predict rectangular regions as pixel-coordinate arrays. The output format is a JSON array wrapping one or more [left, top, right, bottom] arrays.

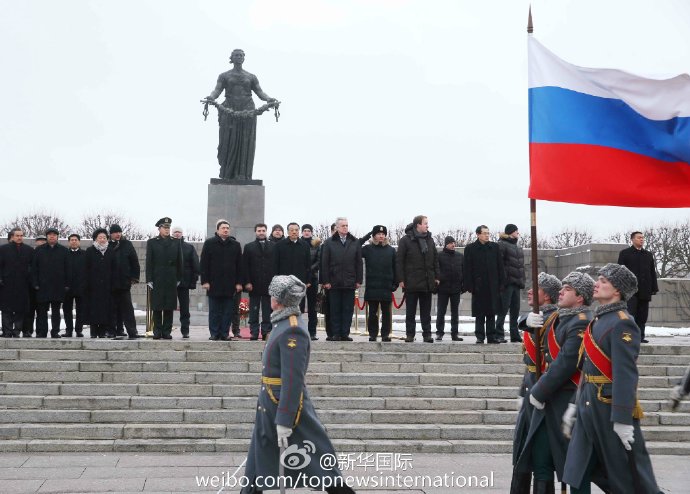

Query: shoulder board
[[617, 311, 629, 320], [579, 313, 587, 320], [289, 315, 298, 327]]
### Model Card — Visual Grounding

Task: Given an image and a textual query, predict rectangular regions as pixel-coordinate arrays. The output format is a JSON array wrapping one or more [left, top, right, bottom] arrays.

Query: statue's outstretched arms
[[252, 74, 275, 102]]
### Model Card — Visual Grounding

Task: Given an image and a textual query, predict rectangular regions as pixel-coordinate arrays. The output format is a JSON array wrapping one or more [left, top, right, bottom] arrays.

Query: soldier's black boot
[[509, 471, 531, 494], [532, 479, 554, 494]]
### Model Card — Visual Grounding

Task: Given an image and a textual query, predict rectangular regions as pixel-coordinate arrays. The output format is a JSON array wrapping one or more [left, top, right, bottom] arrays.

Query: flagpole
[[527, 6, 542, 381]]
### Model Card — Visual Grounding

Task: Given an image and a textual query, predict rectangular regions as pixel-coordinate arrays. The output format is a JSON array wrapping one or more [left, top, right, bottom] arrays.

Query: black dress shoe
[[342, 337, 353, 341], [381, 337, 391, 342], [510, 337, 523, 343], [249, 336, 259, 341], [475, 340, 484, 344], [153, 336, 161, 340], [404, 337, 415, 343], [368, 337, 377, 342], [51, 334, 61, 339], [435, 335, 443, 341], [331, 336, 342, 341], [641, 338, 649, 343], [487, 340, 500, 344], [311, 336, 319, 341], [423, 338, 434, 343], [497, 338, 508, 343], [76, 333, 84, 338], [325, 336, 334, 341], [209, 336, 218, 341], [128, 336, 139, 340], [62, 333, 73, 338], [162, 335, 172, 340], [182, 334, 189, 339], [451, 335, 464, 341]]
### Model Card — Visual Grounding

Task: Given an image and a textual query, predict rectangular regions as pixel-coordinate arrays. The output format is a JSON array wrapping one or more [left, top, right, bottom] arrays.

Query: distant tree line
[[0, 211, 205, 242]]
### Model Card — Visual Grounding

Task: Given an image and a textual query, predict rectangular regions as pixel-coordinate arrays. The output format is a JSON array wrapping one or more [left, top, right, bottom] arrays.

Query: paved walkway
[[0, 452, 685, 493]]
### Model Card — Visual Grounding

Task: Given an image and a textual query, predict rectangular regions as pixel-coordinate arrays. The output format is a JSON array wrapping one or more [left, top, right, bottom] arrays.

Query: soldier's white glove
[[276, 424, 292, 448], [561, 403, 577, 439], [516, 396, 523, 411], [147, 282, 153, 290], [526, 311, 544, 328], [529, 394, 545, 410], [670, 385, 685, 411], [613, 422, 634, 451]]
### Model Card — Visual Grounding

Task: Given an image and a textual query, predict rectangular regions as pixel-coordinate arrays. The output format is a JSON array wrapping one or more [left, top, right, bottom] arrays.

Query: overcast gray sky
[[1, 0, 689, 239]]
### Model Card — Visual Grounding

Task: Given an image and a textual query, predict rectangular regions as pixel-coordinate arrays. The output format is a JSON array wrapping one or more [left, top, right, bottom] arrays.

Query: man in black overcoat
[[617, 231, 658, 342], [32, 228, 70, 338], [0, 228, 34, 337], [109, 224, 141, 338], [242, 223, 274, 340], [62, 233, 86, 337], [172, 226, 200, 338], [146, 217, 182, 339], [463, 225, 505, 344]]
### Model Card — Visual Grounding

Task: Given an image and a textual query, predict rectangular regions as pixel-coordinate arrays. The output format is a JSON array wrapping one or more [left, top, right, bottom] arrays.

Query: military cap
[[35, 235, 47, 242], [155, 217, 172, 228], [109, 224, 123, 234], [538, 272, 562, 305], [598, 263, 638, 302], [372, 225, 388, 235], [45, 227, 59, 236]]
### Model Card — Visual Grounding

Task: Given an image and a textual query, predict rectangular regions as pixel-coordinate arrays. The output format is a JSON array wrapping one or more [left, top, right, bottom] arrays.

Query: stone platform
[[0, 333, 689, 457]]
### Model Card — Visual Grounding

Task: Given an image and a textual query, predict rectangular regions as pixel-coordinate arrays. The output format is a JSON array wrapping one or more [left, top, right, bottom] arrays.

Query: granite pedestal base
[[207, 179, 264, 246]]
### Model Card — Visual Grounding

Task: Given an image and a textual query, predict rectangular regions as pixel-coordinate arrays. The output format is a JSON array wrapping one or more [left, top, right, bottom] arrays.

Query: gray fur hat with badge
[[269, 275, 306, 308], [598, 263, 638, 301], [562, 271, 595, 306], [538, 272, 562, 304]]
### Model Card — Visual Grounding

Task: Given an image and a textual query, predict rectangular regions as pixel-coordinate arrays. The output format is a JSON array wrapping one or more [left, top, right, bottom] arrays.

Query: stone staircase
[[1, 339, 689, 455]]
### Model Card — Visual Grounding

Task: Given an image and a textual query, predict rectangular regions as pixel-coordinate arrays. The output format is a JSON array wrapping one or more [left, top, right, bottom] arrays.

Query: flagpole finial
[[527, 5, 533, 34]]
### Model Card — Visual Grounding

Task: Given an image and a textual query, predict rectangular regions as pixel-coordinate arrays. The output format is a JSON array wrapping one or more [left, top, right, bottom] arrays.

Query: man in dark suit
[[63, 234, 86, 337], [617, 231, 658, 343], [172, 226, 200, 338]]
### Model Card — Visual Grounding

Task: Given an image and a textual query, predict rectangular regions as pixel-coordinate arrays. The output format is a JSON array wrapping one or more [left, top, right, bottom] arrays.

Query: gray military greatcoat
[[516, 307, 591, 479], [563, 304, 659, 493], [512, 304, 559, 465], [241, 313, 346, 493]]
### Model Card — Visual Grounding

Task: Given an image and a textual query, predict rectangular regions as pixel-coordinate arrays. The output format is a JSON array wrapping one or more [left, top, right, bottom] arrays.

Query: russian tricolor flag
[[528, 37, 690, 207]]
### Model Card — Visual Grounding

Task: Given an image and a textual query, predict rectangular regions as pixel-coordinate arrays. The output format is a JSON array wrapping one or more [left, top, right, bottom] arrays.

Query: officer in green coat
[[146, 217, 182, 339], [241, 275, 354, 494]]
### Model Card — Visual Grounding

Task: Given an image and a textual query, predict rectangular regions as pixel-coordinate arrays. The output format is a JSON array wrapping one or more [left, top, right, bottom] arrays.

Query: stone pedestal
[[207, 179, 264, 247]]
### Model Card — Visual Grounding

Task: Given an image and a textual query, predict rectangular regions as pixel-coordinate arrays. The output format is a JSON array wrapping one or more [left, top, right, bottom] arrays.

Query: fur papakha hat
[[268, 275, 306, 308], [538, 272, 562, 304], [561, 271, 595, 306], [598, 263, 638, 301]]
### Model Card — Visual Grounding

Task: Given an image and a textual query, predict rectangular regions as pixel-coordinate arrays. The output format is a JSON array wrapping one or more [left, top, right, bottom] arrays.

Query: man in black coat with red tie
[[617, 231, 658, 343]]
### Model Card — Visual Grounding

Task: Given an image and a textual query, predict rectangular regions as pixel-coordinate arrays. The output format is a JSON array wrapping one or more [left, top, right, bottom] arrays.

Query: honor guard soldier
[[146, 217, 182, 340], [563, 264, 661, 494], [511, 272, 561, 494], [515, 272, 599, 493], [242, 275, 355, 494]]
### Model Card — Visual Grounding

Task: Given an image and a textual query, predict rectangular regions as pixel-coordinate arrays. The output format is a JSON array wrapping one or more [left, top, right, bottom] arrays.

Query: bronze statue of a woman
[[203, 49, 277, 180]]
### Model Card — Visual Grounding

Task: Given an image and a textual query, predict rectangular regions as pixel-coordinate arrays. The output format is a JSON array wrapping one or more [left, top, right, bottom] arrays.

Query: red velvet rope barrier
[[392, 292, 406, 309], [354, 297, 366, 310]]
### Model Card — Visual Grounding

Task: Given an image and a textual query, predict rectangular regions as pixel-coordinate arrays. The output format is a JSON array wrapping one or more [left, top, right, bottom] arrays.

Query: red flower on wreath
[[239, 298, 250, 318]]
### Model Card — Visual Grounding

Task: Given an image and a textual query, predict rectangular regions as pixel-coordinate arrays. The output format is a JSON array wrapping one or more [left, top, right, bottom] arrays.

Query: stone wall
[[3, 239, 688, 327]]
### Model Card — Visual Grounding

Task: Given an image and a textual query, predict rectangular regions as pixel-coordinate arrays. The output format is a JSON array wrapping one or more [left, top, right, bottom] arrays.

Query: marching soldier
[[242, 275, 354, 494], [510, 272, 561, 494], [514, 272, 596, 493], [145, 217, 182, 340], [563, 264, 660, 493]]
